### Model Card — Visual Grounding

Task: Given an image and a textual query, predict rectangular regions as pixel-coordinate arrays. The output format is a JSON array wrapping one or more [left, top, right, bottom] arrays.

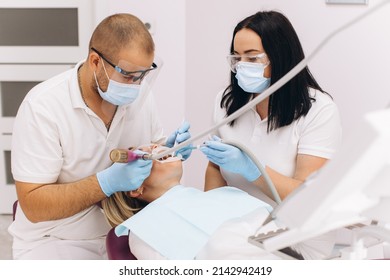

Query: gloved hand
[[96, 150, 152, 197], [200, 136, 261, 182], [166, 120, 193, 160]]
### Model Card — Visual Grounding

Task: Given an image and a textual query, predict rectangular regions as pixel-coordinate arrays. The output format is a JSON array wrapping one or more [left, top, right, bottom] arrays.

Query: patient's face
[[136, 144, 183, 201]]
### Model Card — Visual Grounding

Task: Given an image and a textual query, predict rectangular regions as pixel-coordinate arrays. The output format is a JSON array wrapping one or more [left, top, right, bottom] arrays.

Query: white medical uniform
[[9, 61, 165, 260], [214, 89, 342, 206]]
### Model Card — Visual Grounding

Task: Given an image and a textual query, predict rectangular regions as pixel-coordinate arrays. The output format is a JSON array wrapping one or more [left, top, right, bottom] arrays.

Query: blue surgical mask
[[235, 62, 270, 93], [94, 72, 141, 106]]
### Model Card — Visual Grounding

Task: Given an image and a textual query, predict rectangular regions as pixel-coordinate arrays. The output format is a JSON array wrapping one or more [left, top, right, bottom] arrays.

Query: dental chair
[[106, 227, 137, 260]]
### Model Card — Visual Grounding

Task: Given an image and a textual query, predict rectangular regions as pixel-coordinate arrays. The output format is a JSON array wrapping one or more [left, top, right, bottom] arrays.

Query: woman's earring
[[136, 187, 143, 195], [129, 187, 143, 197]]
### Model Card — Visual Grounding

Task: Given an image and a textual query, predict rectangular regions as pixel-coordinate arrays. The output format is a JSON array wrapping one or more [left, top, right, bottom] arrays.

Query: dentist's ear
[[88, 50, 101, 70]]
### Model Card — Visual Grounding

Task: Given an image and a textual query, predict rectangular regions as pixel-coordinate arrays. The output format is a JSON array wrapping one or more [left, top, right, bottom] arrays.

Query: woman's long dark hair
[[222, 11, 329, 131]]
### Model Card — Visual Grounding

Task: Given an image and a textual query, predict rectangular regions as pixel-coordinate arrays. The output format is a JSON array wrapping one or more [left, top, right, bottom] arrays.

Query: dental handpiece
[[110, 144, 204, 163], [109, 149, 153, 163]]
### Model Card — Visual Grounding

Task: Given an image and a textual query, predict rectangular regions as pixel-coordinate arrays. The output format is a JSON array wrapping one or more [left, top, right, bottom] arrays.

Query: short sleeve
[[11, 100, 63, 183], [298, 94, 342, 159]]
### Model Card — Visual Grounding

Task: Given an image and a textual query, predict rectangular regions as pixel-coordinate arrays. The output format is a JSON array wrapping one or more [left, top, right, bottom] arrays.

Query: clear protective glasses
[[226, 53, 269, 73], [91, 47, 158, 85]]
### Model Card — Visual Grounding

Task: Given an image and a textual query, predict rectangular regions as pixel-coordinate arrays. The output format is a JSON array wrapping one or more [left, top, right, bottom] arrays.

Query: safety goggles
[[227, 53, 269, 73], [91, 47, 158, 84]]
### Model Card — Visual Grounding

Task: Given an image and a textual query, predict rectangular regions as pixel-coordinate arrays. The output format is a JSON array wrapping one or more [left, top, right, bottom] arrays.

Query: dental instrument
[[109, 149, 153, 163], [110, 144, 205, 163]]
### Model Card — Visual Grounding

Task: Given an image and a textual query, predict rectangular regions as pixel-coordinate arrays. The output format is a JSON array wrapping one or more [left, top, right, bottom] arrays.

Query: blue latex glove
[[200, 136, 261, 182], [96, 150, 152, 197], [166, 121, 193, 160]]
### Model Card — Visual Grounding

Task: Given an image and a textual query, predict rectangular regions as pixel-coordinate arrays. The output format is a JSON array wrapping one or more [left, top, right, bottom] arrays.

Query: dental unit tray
[[248, 227, 288, 246], [248, 227, 305, 260]]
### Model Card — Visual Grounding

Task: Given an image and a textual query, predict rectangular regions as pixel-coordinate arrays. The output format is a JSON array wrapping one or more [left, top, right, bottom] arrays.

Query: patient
[[101, 144, 336, 260]]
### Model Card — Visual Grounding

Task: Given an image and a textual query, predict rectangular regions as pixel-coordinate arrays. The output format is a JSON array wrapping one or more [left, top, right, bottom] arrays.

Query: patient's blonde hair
[[101, 192, 148, 227]]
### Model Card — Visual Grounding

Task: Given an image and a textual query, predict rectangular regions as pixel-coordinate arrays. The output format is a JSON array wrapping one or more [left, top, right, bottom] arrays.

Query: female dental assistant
[[200, 11, 342, 205]]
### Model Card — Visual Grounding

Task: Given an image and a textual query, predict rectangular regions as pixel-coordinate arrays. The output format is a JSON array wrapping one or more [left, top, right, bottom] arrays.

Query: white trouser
[[13, 237, 107, 260]]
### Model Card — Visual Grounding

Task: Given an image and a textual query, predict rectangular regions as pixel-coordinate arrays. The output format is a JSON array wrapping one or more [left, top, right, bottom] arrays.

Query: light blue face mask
[[235, 62, 271, 94], [94, 72, 141, 106]]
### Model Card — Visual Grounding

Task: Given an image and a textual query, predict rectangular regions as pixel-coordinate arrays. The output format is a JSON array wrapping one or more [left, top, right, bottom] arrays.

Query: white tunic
[[9, 61, 165, 251], [214, 89, 342, 206]]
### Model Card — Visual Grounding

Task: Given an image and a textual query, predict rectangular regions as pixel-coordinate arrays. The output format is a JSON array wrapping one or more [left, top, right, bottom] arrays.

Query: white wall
[[106, 0, 186, 134], [106, 0, 390, 188]]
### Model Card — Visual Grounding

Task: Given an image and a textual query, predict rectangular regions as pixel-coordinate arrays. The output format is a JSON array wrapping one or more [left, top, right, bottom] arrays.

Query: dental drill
[[109, 149, 153, 163], [109, 145, 204, 163]]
